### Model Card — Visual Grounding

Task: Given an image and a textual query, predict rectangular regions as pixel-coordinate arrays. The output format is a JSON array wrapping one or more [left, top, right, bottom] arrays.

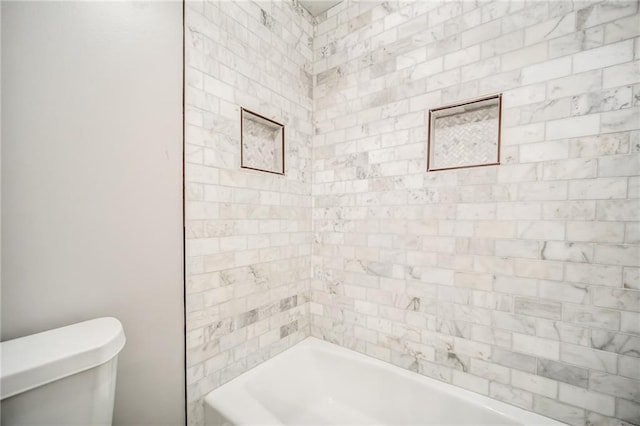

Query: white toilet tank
[[0, 317, 126, 426]]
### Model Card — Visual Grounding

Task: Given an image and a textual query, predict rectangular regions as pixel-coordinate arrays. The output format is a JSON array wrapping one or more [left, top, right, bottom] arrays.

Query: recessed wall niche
[[240, 108, 285, 175], [427, 94, 502, 171]]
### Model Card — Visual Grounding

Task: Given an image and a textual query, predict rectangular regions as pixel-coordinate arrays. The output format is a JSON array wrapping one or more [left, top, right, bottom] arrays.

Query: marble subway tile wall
[[184, 1, 314, 423], [311, 1, 639, 425]]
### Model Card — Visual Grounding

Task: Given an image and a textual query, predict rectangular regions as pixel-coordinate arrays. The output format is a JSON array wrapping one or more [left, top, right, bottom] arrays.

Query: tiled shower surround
[[184, 1, 314, 422], [185, 0, 640, 425]]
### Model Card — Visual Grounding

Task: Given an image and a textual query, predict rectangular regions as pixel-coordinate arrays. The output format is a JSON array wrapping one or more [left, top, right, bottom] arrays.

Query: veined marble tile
[[565, 263, 622, 287], [543, 200, 596, 221], [472, 324, 512, 349], [619, 354, 640, 380], [518, 98, 573, 125], [533, 395, 586, 426], [590, 370, 640, 403], [547, 69, 602, 100], [574, 39, 634, 73], [568, 132, 630, 158], [578, 1, 639, 30], [594, 244, 640, 267], [512, 333, 560, 360], [548, 26, 603, 59], [621, 311, 640, 335], [514, 297, 562, 320], [616, 398, 640, 425], [604, 12, 640, 43], [538, 281, 590, 304], [491, 382, 533, 410], [538, 359, 589, 388], [561, 343, 617, 373], [537, 320, 589, 346], [571, 86, 632, 116], [543, 158, 597, 180], [591, 329, 640, 357], [559, 383, 615, 416], [565, 304, 621, 330], [522, 57, 572, 85], [602, 106, 640, 135], [525, 12, 576, 45], [491, 347, 537, 373], [512, 369, 558, 399], [470, 357, 510, 384], [592, 287, 640, 312], [599, 155, 640, 178], [603, 60, 640, 89]]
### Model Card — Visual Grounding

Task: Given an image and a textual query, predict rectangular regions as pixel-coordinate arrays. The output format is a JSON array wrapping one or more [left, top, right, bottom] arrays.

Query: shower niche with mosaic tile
[[427, 94, 502, 172], [240, 108, 285, 175]]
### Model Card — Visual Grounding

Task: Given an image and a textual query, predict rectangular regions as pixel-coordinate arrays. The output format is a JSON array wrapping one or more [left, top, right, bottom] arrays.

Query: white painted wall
[[1, 2, 185, 425]]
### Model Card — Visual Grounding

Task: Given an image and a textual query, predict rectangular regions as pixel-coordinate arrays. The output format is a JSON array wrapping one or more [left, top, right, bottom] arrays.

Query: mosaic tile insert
[[241, 108, 285, 174], [428, 95, 501, 171]]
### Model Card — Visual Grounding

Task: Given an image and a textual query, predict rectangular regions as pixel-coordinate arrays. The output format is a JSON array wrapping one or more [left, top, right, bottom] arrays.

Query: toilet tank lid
[[0, 317, 126, 400]]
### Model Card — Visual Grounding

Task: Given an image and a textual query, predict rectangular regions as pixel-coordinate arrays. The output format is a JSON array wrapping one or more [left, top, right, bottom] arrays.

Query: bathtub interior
[[206, 338, 563, 426], [245, 345, 516, 425]]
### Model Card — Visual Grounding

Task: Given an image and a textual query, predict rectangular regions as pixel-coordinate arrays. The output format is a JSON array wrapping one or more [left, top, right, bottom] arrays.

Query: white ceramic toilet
[[0, 317, 126, 426]]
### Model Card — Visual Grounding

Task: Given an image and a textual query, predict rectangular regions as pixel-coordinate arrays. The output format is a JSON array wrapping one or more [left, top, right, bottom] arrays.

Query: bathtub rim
[[204, 336, 567, 426]]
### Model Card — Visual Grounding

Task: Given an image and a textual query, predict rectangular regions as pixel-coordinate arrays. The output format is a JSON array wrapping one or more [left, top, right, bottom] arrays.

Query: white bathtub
[[204, 337, 565, 426]]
